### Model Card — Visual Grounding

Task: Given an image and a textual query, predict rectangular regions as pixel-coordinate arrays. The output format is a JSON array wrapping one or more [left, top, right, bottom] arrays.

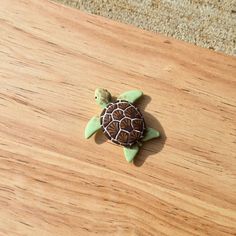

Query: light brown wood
[[0, 0, 236, 235]]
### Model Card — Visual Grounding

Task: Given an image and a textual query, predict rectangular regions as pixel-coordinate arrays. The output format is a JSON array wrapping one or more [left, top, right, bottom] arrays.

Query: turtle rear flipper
[[123, 144, 139, 163], [118, 90, 143, 103], [142, 127, 160, 142], [85, 116, 101, 139]]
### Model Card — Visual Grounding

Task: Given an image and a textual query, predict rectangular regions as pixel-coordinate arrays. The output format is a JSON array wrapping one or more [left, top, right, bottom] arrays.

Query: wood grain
[[0, 0, 236, 235]]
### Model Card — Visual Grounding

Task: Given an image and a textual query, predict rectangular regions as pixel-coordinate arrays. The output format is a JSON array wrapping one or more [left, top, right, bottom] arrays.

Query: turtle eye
[[95, 96, 97, 99]]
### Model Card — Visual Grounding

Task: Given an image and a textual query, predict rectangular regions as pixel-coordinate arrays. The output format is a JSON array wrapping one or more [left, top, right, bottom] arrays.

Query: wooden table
[[0, 0, 236, 235]]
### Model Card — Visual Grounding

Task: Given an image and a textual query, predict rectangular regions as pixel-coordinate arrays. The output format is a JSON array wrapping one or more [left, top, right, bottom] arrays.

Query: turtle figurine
[[84, 88, 160, 163]]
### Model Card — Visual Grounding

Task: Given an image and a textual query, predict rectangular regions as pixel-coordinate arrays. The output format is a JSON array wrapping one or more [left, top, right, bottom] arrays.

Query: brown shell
[[100, 100, 146, 147]]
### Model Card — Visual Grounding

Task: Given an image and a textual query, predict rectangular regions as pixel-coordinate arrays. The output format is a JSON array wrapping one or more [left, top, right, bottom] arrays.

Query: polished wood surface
[[0, 0, 236, 235]]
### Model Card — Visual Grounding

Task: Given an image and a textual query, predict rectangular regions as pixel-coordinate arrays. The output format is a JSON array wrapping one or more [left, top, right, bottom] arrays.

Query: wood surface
[[0, 0, 236, 235]]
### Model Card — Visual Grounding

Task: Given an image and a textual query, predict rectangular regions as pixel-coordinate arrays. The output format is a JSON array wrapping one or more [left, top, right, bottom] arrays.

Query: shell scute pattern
[[113, 110, 124, 120], [117, 131, 129, 144], [106, 121, 119, 138], [100, 100, 145, 146], [106, 103, 117, 113], [103, 114, 112, 127], [118, 102, 130, 110], [129, 130, 141, 143], [120, 118, 133, 132], [132, 119, 143, 131], [124, 106, 142, 119]]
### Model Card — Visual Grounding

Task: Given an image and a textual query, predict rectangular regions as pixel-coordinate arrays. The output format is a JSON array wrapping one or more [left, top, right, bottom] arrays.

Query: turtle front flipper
[[142, 127, 160, 142], [118, 90, 143, 103], [85, 116, 101, 139], [123, 144, 139, 163]]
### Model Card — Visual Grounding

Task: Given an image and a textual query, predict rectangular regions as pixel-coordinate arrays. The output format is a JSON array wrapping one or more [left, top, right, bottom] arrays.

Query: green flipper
[[123, 144, 139, 163], [85, 116, 101, 139], [142, 127, 160, 142], [118, 90, 143, 103]]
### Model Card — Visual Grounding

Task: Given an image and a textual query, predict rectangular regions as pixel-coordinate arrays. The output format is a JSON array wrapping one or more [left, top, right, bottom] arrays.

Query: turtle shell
[[100, 100, 146, 147]]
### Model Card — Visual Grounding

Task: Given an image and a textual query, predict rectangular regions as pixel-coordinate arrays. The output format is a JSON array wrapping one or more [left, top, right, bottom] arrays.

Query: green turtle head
[[95, 88, 112, 108]]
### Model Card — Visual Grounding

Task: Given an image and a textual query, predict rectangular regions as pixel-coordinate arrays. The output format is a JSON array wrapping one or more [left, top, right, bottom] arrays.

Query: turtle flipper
[[118, 90, 143, 103], [142, 127, 160, 142], [85, 116, 101, 139], [123, 144, 139, 163]]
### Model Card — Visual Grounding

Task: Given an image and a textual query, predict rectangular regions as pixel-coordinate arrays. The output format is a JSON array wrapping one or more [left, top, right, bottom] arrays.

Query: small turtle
[[85, 88, 160, 163]]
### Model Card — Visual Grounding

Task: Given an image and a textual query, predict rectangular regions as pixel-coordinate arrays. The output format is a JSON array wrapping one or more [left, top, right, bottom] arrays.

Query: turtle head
[[95, 88, 111, 108]]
